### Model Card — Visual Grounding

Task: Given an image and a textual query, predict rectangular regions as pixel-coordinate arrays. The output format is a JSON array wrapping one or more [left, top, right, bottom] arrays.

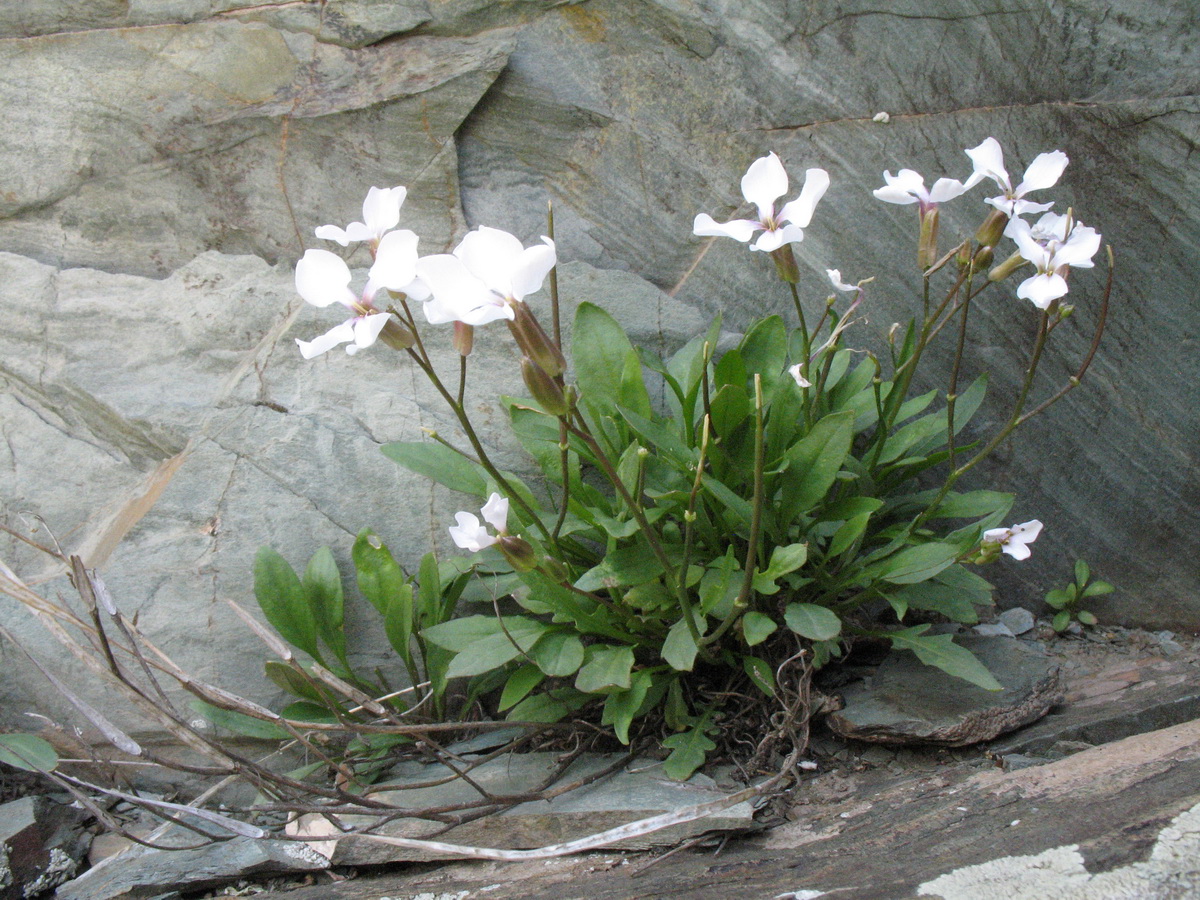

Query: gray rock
[[0, 795, 90, 900], [999, 607, 1037, 636], [825, 637, 1062, 746], [973, 622, 1016, 638], [292, 753, 758, 864], [55, 838, 328, 900]]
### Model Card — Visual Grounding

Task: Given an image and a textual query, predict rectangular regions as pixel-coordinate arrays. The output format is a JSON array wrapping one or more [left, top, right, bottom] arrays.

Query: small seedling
[[1045, 559, 1113, 632]]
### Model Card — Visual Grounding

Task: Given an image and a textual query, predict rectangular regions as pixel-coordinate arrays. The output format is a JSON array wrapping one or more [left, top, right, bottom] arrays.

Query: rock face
[[0, 1, 1197, 730], [826, 637, 1063, 745]]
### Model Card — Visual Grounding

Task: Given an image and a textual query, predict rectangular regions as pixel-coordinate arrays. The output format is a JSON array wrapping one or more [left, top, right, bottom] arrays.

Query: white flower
[[826, 269, 859, 293], [872, 168, 973, 212], [965, 138, 1068, 218], [315, 185, 408, 247], [983, 520, 1043, 561], [787, 364, 811, 388], [293, 230, 426, 358], [416, 226, 556, 326], [693, 152, 830, 252], [1004, 213, 1101, 308], [448, 493, 509, 553]]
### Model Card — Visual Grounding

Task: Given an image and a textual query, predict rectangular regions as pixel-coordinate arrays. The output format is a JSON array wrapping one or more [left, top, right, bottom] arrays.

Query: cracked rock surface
[[0, 0, 1197, 727]]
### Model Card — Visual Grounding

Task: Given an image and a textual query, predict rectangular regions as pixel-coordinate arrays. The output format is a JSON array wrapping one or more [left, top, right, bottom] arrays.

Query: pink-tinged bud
[[975, 209, 1009, 248], [770, 246, 801, 283], [508, 303, 566, 377], [521, 357, 571, 416], [378, 317, 416, 351], [498, 535, 538, 572], [453, 321, 474, 357], [918, 207, 940, 270], [988, 250, 1025, 283]]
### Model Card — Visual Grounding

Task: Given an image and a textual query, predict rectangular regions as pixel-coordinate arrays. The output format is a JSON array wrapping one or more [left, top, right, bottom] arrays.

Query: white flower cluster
[[294, 187, 556, 358], [874, 137, 1102, 308]]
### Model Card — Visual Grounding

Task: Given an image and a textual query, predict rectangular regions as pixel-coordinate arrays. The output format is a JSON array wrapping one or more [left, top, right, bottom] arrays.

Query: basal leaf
[[0, 734, 58, 772], [352, 529, 408, 618], [574, 302, 637, 416], [662, 724, 716, 780], [254, 547, 320, 661], [498, 665, 545, 712], [445, 621, 547, 679], [662, 614, 703, 672], [530, 631, 585, 677], [741, 611, 777, 647], [779, 410, 855, 521], [303, 546, 346, 665], [380, 441, 487, 497], [783, 603, 842, 641], [575, 645, 635, 694]]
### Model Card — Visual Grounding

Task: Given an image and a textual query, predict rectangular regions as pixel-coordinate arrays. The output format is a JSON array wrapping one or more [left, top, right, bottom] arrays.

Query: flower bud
[[988, 250, 1025, 283], [497, 535, 538, 572], [521, 356, 571, 417], [770, 246, 801, 284], [453, 321, 474, 357], [508, 303, 566, 377], [378, 317, 416, 351], [970, 245, 994, 274], [918, 207, 940, 270], [974, 209, 1009, 248], [538, 556, 571, 582]]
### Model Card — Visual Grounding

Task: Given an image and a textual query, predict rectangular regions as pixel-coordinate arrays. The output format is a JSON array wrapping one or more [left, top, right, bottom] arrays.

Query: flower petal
[[1055, 225, 1102, 268], [415, 254, 499, 324], [753, 225, 803, 252], [295, 249, 356, 308], [350, 313, 391, 351], [449, 512, 496, 553], [693, 213, 760, 242], [1002, 540, 1032, 560], [779, 168, 830, 229], [741, 152, 789, 219], [1017, 272, 1068, 308], [455, 226, 527, 293], [480, 493, 509, 533], [361, 186, 406, 235], [366, 229, 421, 295], [965, 137, 1009, 188], [509, 238, 556, 302], [926, 176, 970, 204], [788, 363, 811, 388], [296, 321, 356, 359], [1016, 151, 1068, 194], [827, 269, 857, 292], [314, 224, 353, 246]]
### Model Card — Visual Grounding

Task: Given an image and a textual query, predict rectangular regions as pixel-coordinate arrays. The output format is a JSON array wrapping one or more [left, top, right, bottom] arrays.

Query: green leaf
[[0, 734, 58, 772], [619, 348, 653, 419], [417, 553, 443, 624], [739, 315, 787, 394], [446, 621, 548, 679], [662, 614, 703, 672], [1077, 610, 1098, 626], [380, 441, 487, 497], [575, 645, 635, 694], [779, 411, 855, 521], [1052, 610, 1071, 632], [662, 724, 715, 780], [602, 670, 654, 744], [499, 665, 545, 712], [189, 700, 288, 740], [384, 583, 416, 663], [506, 688, 590, 724], [870, 542, 961, 585], [698, 550, 739, 617], [752, 542, 809, 595], [887, 626, 1003, 691], [828, 512, 872, 558], [1082, 580, 1114, 597], [574, 302, 638, 415], [280, 701, 340, 725], [254, 547, 321, 661], [352, 530, 408, 618], [1045, 588, 1070, 609], [303, 547, 346, 665], [263, 661, 324, 702], [891, 583, 979, 624], [709, 382, 750, 438], [1074, 559, 1090, 586], [741, 656, 776, 696], [741, 611, 777, 647], [929, 490, 1014, 521], [530, 631, 585, 677], [422, 615, 537, 651], [784, 603, 842, 641], [575, 544, 664, 592], [701, 474, 754, 527]]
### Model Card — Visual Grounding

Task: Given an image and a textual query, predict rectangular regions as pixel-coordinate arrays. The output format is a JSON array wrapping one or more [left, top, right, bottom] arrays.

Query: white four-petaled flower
[[983, 520, 1043, 561], [872, 168, 975, 212], [315, 185, 408, 247], [449, 493, 509, 553], [693, 152, 830, 252], [294, 229, 427, 358], [416, 226, 557, 327], [1004, 213, 1101, 308], [966, 138, 1068, 218]]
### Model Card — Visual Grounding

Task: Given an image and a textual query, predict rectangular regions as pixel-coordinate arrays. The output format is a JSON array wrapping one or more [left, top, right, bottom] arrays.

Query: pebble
[[999, 607, 1037, 636]]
